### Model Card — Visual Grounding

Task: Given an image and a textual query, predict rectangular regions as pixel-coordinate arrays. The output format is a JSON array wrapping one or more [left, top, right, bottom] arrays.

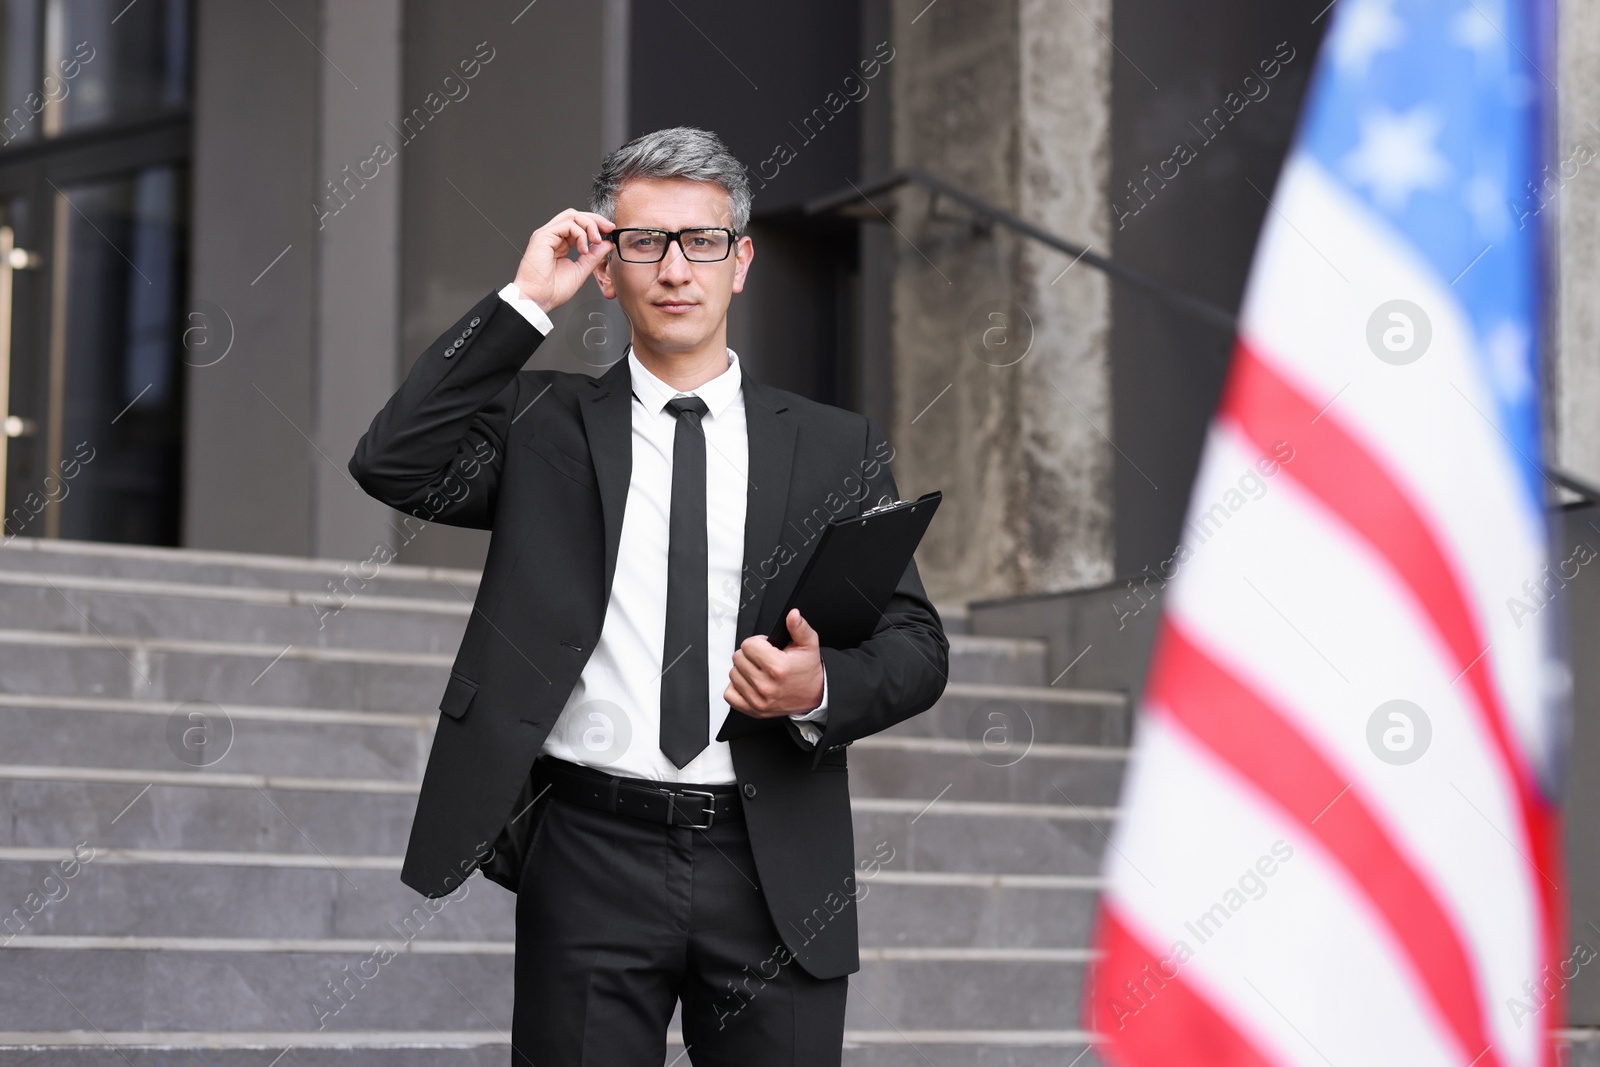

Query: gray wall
[[886, 0, 1114, 604], [1107, 0, 1325, 579], [386, 0, 614, 569], [186, 0, 619, 570], [186, 0, 324, 555]]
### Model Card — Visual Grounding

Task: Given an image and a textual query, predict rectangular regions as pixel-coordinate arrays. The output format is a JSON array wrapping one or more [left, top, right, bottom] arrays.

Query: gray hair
[[590, 127, 752, 232]]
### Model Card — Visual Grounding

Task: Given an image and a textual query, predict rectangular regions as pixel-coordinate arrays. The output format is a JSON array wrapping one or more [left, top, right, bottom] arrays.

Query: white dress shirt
[[496, 284, 826, 784]]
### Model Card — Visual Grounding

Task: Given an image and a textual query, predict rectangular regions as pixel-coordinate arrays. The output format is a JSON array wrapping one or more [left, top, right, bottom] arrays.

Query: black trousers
[[509, 779, 849, 1066]]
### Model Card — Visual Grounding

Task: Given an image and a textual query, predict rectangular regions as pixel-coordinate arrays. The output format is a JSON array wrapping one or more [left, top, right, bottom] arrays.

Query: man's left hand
[[725, 609, 824, 718]]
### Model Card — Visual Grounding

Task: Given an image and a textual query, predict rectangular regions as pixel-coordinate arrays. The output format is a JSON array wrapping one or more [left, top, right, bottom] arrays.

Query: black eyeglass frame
[[609, 227, 741, 263]]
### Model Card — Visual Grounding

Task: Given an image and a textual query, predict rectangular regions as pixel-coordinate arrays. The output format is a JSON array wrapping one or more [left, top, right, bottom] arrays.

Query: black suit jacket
[[348, 291, 949, 979]]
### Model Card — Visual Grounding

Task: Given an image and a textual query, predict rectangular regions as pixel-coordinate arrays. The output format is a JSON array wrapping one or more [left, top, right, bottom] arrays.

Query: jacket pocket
[[818, 746, 849, 770], [439, 672, 479, 720], [522, 430, 597, 489]]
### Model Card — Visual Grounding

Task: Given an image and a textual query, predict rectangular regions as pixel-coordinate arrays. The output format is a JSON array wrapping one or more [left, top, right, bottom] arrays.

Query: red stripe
[[1087, 902, 1279, 1067], [1219, 339, 1563, 1062], [1150, 622, 1505, 1067]]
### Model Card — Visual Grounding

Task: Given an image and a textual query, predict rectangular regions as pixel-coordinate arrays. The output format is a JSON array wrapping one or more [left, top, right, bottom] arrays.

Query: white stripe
[[0, 568, 473, 616], [0, 764, 421, 794], [1105, 713, 1475, 1067], [0, 691, 431, 729], [0, 533, 484, 586], [0, 628, 455, 667], [867, 870, 1103, 890], [939, 681, 1128, 707], [1166, 425, 1541, 1056], [0, 938, 1089, 963], [853, 735, 1128, 760], [1, 934, 514, 954], [0, 1029, 1100, 1049], [0, 845, 405, 869], [1238, 155, 1552, 776], [852, 796, 1116, 820], [0, 846, 1104, 888], [859, 946, 1096, 962], [0, 765, 1119, 820]]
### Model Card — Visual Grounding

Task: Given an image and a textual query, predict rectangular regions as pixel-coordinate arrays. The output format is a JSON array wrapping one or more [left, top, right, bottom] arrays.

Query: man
[[348, 126, 948, 1066]]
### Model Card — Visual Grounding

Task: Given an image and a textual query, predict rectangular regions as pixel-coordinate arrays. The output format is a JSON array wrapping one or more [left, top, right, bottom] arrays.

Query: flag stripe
[[1149, 620, 1504, 1067], [1089, 903, 1278, 1067], [1219, 341, 1538, 803], [1220, 339, 1563, 991]]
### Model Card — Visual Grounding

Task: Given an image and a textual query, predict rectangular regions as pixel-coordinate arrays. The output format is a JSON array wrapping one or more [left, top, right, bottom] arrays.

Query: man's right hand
[[512, 209, 616, 314]]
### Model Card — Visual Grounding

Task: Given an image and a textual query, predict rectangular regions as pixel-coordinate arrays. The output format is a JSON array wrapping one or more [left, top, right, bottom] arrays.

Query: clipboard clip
[[861, 498, 909, 517]]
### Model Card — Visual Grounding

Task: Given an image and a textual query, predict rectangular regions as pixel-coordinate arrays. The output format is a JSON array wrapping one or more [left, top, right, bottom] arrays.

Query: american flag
[[1086, 1, 1565, 1065]]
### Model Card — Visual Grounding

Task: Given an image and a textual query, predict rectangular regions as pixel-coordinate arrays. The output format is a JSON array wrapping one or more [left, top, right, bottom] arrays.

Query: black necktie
[[660, 395, 710, 768]]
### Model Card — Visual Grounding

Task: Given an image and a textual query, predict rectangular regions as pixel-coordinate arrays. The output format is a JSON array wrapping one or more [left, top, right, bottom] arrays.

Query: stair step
[[0, 1034, 1105, 1067], [0, 698, 1123, 803], [0, 849, 1101, 948], [0, 632, 1070, 711], [0, 536, 482, 600], [0, 537, 1126, 1062], [0, 569, 473, 656], [0, 701, 430, 782], [3, 947, 1086, 1033], [884, 684, 1130, 747]]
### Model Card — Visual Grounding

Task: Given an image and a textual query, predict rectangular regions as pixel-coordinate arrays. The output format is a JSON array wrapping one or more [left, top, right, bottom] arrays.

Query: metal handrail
[[805, 168, 1239, 333], [807, 168, 1600, 506]]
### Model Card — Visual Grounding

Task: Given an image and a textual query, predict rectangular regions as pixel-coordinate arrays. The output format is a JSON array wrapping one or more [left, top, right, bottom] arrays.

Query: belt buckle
[[667, 788, 717, 830]]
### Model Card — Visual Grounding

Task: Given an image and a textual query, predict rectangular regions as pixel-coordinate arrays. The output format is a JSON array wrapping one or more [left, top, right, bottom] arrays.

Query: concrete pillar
[[888, 0, 1113, 603], [313, 0, 404, 561], [186, 0, 403, 561], [1555, 0, 1600, 484], [186, 0, 322, 554], [1554, 0, 1600, 1027]]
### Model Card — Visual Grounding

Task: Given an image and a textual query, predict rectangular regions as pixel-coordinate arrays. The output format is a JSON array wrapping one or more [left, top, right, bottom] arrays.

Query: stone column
[[1555, 0, 1600, 484], [313, 0, 404, 561], [887, 0, 1114, 603]]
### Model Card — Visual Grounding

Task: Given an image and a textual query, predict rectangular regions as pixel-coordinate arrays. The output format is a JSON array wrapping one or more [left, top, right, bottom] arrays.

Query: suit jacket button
[[469, 317, 481, 327], [742, 783, 756, 799], [462, 327, 473, 337]]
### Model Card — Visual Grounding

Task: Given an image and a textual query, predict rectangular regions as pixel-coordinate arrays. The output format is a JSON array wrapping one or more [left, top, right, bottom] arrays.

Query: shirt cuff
[[790, 669, 828, 724], [497, 281, 555, 335]]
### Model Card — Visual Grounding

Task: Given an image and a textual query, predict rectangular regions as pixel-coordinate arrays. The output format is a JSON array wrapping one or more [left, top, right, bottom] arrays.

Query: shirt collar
[[627, 346, 743, 419]]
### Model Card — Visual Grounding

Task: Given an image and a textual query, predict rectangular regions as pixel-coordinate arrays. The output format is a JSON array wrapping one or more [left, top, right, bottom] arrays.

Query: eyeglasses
[[610, 227, 739, 263]]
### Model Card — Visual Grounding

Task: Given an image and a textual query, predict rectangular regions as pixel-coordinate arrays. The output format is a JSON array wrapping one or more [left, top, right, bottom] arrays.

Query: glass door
[[0, 0, 190, 544]]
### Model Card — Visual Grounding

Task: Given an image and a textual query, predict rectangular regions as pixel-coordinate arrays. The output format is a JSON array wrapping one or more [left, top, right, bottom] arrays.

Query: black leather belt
[[535, 756, 743, 829]]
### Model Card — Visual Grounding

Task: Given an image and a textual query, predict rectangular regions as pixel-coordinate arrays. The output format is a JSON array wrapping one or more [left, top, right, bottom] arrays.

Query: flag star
[[1333, 0, 1405, 76], [1342, 107, 1452, 211], [1484, 320, 1532, 401], [1463, 172, 1509, 238]]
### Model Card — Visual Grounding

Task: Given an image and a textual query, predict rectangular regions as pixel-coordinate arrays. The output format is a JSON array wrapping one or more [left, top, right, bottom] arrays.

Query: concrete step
[[883, 684, 1131, 747], [0, 569, 473, 656], [0, 535, 482, 601], [0, 1036, 1104, 1067], [0, 851, 1100, 950], [0, 776, 420, 857], [2, 944, 1086, 1033], [0, 631, 1062, 712], [0, 769, 1114, 876], [849, 735, 1127, 807], [0, 695, 1124, 804], [855, 796, 1113, 877], [0, 698, 431, 782]]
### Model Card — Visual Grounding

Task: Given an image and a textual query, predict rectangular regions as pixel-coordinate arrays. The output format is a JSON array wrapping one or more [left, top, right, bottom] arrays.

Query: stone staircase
[[0, 535, 1125, 1065]]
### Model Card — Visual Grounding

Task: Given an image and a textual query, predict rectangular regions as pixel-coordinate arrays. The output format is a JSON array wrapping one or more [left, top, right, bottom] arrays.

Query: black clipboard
[[717, 491, 942, 741], [766, 490, 942, 649]]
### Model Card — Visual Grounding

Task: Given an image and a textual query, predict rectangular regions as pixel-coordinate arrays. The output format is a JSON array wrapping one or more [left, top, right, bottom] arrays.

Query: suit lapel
[[578, 358, 633, 596], [738, 374, 796, 642]]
